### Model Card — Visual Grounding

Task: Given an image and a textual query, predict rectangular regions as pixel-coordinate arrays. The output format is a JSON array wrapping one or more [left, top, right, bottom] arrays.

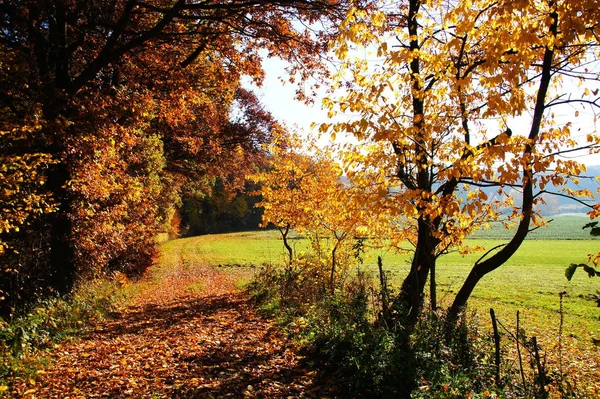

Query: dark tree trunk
[[49, 207, 76, 294], [447, 179, 533, 324], [430, 262, 437, 311], [388, 0, 437, 334], [329, 234, 345, 293], [278, 224, 293, 265], [45, 145, 77, 295], [447, 5, 557, 328], [392, 218, 437, 331], [330, 245, 337, 293]]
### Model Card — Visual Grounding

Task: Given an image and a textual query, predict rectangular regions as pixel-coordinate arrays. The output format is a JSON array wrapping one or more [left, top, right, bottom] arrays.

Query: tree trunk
[[447, 4, 557, 328], [447, 178, 533, 324], [42, 86, 77, 296], [430, 262, 437, 311], [392, 218, 437, 331], [46, 154, 77, 295], [329, 234, 345, 294], [278, 224, 293, 264], [330, 245, 337, 293]]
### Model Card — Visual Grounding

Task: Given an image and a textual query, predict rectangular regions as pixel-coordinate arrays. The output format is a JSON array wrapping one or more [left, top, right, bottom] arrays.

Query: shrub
[[411, 311, 503, 399], [249, 256, 329, 314], [0, 276, 125, 388], [249, 262, 504, 398]]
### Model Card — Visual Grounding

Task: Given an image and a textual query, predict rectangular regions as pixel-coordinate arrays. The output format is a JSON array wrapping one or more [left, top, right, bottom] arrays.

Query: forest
[[1, 0, 600, 398]]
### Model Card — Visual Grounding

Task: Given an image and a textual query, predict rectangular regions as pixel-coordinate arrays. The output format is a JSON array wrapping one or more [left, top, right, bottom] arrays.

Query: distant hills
[[552, 164, 600, 214], [507, 164, 599, 215], [341, 164, 599, 216], [460, 164, 599, 216]]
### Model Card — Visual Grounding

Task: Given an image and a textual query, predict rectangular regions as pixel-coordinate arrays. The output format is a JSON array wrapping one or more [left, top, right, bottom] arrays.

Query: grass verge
[[0, 277, 126, 393], [201, 230, 600, 397]]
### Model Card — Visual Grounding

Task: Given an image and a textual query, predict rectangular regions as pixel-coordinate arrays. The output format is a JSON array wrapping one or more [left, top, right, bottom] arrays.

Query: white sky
[[245, 56, 328, 133]]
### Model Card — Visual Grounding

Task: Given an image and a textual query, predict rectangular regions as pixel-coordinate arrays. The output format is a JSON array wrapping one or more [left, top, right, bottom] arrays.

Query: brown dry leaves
[[16, 267, 337, 398]]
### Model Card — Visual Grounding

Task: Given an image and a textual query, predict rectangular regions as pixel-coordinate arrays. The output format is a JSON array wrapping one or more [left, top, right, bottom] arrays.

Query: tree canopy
[[321, 0, 600, 327], [0, 0, 357, 316]]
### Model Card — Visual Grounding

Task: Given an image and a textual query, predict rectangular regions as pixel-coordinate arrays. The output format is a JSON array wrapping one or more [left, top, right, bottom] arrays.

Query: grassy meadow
[[161, 214, 600, 337], [163, 232, 600, 333], [155, 215, 600, 397], [161, 213, 600, 393]]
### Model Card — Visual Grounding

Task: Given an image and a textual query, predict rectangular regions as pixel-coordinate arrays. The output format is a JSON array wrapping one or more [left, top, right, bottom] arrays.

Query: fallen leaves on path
[[14, 265, 339, 398]]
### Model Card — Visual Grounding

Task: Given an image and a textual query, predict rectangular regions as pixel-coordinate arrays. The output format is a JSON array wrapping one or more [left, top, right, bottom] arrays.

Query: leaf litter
[[19, 262, 338, 398]]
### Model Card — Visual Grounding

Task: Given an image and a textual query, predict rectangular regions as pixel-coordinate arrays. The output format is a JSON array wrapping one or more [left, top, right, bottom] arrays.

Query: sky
[[245, 56, 328, 134]]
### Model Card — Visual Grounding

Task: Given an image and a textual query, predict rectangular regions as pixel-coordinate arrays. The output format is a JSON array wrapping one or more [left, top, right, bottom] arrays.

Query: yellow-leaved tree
[[249, 130, 318, 264], [251, 130, 378, 291], [323, 0, 600, 330]]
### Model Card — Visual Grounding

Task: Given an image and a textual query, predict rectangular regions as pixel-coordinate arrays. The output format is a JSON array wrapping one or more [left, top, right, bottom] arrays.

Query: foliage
[[180, 178, 262, 236], [0, 150, 57, 254], [0, 0, 355, 315], [581, 222, 600, 238], [251, 130, 384, 288], [14, 250, 337, 398], [180, 230, 600, 330], [321, 0, 600, 328], [565, 220, 600, 283], [249, 261, 505, 398], [195, 230, 600, 396], [0, 276, 126, 387], [411, 311, 504, 399]]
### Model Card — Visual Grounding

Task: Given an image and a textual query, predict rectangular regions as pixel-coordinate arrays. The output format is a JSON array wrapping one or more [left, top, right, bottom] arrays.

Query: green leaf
[[567, 263, 599, 280], [582, 221, 598, 229], [582, 221, 600, 236]]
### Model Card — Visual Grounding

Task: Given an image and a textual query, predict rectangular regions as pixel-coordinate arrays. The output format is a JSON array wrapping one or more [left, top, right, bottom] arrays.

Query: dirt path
[[34, 265, 338, 398]]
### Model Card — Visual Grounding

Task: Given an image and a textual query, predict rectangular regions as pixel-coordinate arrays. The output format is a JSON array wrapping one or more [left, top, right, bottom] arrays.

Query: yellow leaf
[[0, 386, 8, 392]]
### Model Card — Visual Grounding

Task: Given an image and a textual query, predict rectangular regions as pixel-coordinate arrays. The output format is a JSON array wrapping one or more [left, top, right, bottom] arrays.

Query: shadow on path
[[38, 292, 339, 399]]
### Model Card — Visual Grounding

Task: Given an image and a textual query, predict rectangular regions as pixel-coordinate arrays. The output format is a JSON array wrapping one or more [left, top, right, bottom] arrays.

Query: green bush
[[249, 258, 328, 312], [410, 311, 504, 399], [248, 263, 505, 398], [300, 279, 413, 397]]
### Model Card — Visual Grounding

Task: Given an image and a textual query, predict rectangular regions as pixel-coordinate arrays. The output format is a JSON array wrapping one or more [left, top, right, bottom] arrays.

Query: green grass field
[[471, 213, 597, 240], [161, 215, 599, 339], [374, 240, 599, 340], [159, 219, 600, 393], [160, 222, 599, 333]]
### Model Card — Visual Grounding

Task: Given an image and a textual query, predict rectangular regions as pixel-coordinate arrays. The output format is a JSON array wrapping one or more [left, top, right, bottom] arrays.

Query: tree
[[251, 130, 373, 289], [250, 130, 323, 263], [180, 178, 262, 236], [323, 0, 600, 330], [566, 216, 600, 281], [0, 0, 355, 315]]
